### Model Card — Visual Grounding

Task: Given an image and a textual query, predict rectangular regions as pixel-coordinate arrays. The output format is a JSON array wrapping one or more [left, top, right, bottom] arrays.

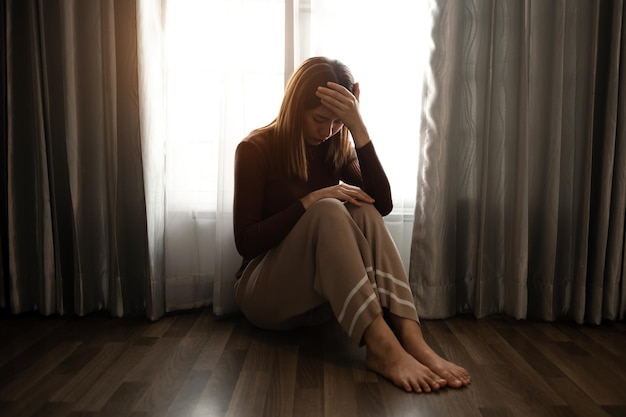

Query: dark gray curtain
[[410, 0, 626, 324], [1, 0, 156, 317]]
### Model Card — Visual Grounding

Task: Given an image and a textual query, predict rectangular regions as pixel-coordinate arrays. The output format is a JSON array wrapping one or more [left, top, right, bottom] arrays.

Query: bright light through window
[[164, 0, 433, 215], [165, 0, 285, 213], [308, 0, 433, 213], [144, 0, 436, 302]]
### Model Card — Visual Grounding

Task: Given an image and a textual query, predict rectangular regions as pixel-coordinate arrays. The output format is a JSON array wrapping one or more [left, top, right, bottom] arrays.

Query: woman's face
[[303, 105, 344, 146]]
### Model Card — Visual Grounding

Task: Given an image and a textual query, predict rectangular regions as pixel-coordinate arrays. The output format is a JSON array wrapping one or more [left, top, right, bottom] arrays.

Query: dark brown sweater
[[233, 132, 392, 263]]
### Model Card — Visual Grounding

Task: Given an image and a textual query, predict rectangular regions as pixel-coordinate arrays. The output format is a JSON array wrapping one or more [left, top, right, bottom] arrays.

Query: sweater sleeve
[[233, 140, 306, 260], [341, 141, 393, 216]]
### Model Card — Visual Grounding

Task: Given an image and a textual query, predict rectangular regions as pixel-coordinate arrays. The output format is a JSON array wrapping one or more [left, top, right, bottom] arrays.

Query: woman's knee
[[308, 198, 351, 222], [347, 202, 384, 225], [310, 197, 347, 210]]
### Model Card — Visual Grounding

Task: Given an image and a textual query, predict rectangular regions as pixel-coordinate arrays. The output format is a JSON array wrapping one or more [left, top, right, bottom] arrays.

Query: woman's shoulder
[[241, 128, 272, 145], [236, 129, 274, 163]]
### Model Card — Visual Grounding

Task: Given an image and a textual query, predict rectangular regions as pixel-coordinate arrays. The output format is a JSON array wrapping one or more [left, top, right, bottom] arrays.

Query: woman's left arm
[[344, 142, 393, 216], [317, 81, 393, 215]]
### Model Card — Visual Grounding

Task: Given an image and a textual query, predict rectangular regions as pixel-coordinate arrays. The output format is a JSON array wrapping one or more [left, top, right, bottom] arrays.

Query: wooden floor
[[0, 309, 625, 417]]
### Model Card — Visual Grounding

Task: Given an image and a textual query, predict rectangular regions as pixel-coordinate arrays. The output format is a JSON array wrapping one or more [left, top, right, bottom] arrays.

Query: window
[[141, 0, 434, 311]]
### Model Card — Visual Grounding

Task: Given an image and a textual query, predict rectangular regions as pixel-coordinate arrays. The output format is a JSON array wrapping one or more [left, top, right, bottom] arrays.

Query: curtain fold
[[136, 0, 166, 320], [2, 0, 151, 317], [410, 0, 626, 323], [1, 0, 7, 310]]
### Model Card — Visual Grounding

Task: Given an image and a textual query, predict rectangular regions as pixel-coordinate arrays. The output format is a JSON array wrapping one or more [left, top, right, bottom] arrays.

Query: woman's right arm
[[233, 140, 305, 260]]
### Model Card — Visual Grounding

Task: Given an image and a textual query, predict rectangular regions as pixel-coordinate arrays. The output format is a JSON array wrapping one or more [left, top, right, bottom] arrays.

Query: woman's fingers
[[316, 82, 363, 131], [304, 185, 373, 209], [317, 83, 354, 107], [317, 83, 354, 108], [337, 184, 374, 204]]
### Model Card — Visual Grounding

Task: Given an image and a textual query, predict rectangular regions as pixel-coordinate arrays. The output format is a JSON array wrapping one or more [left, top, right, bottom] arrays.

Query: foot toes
[[449, 378, 463, 388]]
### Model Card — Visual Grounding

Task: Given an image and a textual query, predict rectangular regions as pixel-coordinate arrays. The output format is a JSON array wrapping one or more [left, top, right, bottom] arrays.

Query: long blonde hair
[[257, 57, 354, 181]]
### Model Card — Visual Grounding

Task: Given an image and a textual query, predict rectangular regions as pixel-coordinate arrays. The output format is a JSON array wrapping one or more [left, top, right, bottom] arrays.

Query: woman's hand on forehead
[[316, 82, 364, 133]]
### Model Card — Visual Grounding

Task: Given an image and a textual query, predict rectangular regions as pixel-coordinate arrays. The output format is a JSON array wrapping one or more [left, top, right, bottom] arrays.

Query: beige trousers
[[234, 198, 419, 345]]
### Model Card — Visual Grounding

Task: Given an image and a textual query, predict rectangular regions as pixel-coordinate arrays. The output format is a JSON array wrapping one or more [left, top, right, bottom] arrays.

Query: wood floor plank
[[0, 340, 81, 401], [354, 382, 387, 417], [536, 340, 625, 405], [225, 371, 272, 417], [163, 312, 201, 338], [295, 338, 325, 389], [123, 337, 182, 382], [528, 322, 573, 343], [132, 335, 207, 413], [323, 347, 358, 417], [96, 381, 149, 417], [475, 364, 550, 415], [185, 309, 215, 337], [426, 322, 501, 411], [468, 321, 566, 408], [533, 406, 578, 417], [552, 323, 626, 383], [164, 370, 212, 417], [523, 321, 626, 408], [73, 343, 151, 412], [424, 389, 484, 417], [51, 342, 127, 403], [191, 348, 246, 417], [486, 328, 566, 407], [478, 407, 515, 417], [0, 316, 63, 368], [66, 412, 98, 417], [488, 348, 565, 409], [377, 381, 416, 417], [223, 319, 254, 351], [346, 340, 377, 383], [292, 388, 324, 417], [433, 321, 564, 415], [490, 323, 565, 378], [441, 318, 505, 365], [30, 401, 72, 417], [261, 344, 298, 417], [191, 319, 235, 372], [53, 345, 103, 376], [544, 376, 614, 417], [82, 317, 152, 345], [140, 315, 177, 338], [1, 310, 624, 417], [0, 324, 72, 391], [377, 377, 446, 417], [0, 373, 71, 417], [240, 335, 277, 373]]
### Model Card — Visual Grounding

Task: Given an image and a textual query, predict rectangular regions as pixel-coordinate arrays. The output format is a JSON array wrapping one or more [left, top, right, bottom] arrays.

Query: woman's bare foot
[[390, 314, 471, 388], [363, 315, 447, 393], [413, 350, 470, 388]]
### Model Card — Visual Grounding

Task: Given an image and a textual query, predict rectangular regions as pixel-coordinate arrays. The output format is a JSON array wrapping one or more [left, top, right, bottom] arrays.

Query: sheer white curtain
[[138, 0, 433, 316], [163, 0, 285, 314]]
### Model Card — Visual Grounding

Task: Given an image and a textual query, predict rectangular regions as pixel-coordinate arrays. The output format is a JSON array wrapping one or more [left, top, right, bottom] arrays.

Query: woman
[[233, 57, 470, 393]]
